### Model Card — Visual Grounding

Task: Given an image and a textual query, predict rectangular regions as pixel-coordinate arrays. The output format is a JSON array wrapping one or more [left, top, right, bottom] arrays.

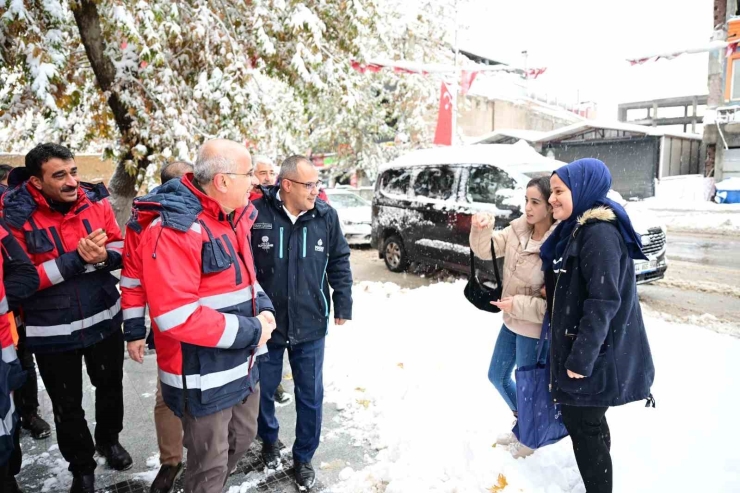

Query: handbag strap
[[469, 237, 502, 288]]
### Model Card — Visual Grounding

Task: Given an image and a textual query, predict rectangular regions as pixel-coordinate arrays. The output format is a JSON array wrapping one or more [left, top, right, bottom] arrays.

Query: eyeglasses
[[224, 171, 255, 179], [284, 178, 323, 191]]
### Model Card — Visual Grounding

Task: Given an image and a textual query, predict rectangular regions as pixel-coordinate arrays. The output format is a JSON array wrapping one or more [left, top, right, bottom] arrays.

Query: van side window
[[468, 166, 517, 207], [413, 166, 455, 200], [381, 169, 412, 196]]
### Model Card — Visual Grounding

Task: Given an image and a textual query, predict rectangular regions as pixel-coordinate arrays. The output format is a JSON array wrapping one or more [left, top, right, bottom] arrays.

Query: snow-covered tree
[[0, 0, 451, 224]]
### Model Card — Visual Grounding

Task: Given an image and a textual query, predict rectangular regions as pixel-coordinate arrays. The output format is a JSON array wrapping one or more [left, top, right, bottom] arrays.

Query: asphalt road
[[350, 232, 740, 336]]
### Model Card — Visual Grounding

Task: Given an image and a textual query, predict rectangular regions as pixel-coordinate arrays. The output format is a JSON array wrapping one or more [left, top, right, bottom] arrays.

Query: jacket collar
[[510, 216, 558, 252], [577, 206, 616, 226], [129, 176, 204, 233], [2, 181, 109, 229]]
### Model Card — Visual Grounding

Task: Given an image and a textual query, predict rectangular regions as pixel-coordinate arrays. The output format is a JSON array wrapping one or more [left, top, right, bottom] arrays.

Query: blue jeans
[[488, 325, 545, 412], [257, 337, 325, 464]]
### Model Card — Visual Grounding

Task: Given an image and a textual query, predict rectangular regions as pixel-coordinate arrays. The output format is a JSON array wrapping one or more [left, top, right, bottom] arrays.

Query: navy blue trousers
[[257, 337, 325, 464]]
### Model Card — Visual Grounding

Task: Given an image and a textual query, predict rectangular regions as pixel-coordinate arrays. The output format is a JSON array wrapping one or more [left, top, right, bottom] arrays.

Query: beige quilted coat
[[469, 216, 557, 339]]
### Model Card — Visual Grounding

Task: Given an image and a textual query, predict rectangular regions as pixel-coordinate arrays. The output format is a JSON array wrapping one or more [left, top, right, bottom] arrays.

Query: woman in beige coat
[[469, 176, 556, 458]]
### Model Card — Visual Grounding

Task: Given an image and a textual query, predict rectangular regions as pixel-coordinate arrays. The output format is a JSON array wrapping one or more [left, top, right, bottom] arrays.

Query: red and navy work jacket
[[2, 182, 124, 354], [136, 174, 274, 418], [0, 225, 27, 466]]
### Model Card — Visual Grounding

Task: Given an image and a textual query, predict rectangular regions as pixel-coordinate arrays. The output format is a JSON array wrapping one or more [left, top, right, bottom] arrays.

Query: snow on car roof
[[379, 141, 565, 174]]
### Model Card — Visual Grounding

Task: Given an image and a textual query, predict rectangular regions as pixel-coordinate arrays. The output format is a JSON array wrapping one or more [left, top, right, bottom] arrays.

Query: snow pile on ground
[[627, 197, 740, 235], [20, 450, 72, 492], [131, 454, 161, 483], [323, 280, 740, 493]]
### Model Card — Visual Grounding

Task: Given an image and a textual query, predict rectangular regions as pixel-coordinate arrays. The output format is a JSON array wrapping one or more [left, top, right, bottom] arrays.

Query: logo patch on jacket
[[259, 236, 274, 251], [315, 238, 324, 252], [254, 223, 273, 230]]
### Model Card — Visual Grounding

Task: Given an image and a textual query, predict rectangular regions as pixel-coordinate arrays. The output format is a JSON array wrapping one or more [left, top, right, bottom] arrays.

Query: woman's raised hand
[[472, 212, 494, 230]]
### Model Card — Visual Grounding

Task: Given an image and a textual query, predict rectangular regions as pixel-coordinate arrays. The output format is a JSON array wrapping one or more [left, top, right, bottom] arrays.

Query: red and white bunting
[[526, 67, 547, 79], [627, 40, 734, 65]]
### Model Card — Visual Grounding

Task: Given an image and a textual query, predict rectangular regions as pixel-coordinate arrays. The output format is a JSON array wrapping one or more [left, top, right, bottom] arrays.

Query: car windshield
[[327, 192, 369, 208]]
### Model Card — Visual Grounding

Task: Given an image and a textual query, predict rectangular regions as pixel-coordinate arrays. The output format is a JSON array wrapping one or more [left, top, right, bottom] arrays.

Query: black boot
[[21, 414, 51, 440], [294, 461, 316, 491], [261, 441, 281, 470], [95, 441, 133, 471], [274, 384, 293, 406], [70, 474, 94, 493], [2, 477, 23, 493], [150, 462, 183, 493]]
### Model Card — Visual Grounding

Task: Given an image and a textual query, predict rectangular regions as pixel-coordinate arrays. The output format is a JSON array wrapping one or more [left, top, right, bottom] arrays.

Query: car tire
[[383, 235, 408, 272]]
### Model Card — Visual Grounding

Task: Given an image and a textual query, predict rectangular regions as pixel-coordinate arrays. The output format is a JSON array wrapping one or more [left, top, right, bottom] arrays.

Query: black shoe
[[294, 461, 316, 491], [274, 385, 293, 406], [2, 477, 23, 493], [95, 441, 133, 471], [70, 474, 95, 493], [150, 462, 183, 493], [21, 414, 51, 439], [261, 441, 281, 469]]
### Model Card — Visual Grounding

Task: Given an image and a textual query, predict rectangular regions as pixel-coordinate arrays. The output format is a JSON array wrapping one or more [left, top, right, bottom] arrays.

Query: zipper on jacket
[[279, 227, 284, 259], [550, 267, 564, 395], [302, 227, 307, 258], [320, 257, 329, 319], [549, 229, 578, 395]]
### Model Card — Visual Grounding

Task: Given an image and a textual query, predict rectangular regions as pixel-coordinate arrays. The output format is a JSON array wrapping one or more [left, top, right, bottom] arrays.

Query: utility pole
[[522, 50, 529, 98], [703, 0, 728, 178], [451, 0, 460, 145]]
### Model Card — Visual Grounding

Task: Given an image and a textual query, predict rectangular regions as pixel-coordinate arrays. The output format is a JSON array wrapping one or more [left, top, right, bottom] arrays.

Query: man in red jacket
[[2, 143, 129, 493], [138, 140, 277, 493]]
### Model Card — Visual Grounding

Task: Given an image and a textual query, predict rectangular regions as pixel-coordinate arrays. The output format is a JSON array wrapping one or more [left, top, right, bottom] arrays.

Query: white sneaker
[[495, 431, 518, 446], [508, 441, 535, 459]]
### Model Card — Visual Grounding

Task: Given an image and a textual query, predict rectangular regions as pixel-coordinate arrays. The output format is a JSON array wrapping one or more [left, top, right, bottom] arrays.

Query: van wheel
[[383, 235, 408, 272]]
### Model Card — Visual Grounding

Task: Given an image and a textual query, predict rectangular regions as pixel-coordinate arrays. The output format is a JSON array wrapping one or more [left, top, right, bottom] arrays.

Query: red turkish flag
[[433, 82, 453, 146], [460, 71, 478, 95]]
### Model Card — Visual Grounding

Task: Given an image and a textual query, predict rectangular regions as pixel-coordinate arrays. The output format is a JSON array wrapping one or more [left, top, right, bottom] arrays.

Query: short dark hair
[[25, 143, 75, 178], [0, 164, 13, 183], [160, 160, 194, 184], [527, 176, 552, 203], [277, 155, 312, 182]]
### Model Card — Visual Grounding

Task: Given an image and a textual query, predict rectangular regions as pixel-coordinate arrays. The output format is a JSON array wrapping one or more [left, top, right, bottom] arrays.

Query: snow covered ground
[[627, 197, 740, 235], [321, 280, 740, 493]]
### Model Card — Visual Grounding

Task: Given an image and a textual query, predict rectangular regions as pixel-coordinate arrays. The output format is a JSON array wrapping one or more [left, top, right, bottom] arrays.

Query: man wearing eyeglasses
[[250, 155, 353, 491], [137, 140, 277, 493]]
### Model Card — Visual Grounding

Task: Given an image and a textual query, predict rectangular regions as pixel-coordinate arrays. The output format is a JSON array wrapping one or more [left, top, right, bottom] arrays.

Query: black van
[[370, 144, 668, 283]]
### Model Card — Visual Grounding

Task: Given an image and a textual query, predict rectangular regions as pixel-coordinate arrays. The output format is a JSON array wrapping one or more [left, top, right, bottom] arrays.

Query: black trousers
[[13, 323, 40, 419], [0, 426, 21, 485], [561, 405, 612, 493], [35, 329, 125, 475]]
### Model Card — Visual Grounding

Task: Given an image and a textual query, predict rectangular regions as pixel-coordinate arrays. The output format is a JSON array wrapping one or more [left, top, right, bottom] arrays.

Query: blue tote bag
[[512, 315, 568, 449]]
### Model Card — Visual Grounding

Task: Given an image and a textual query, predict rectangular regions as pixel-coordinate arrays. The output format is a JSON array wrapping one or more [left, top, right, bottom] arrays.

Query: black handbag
[[464, 239, 503, 313]]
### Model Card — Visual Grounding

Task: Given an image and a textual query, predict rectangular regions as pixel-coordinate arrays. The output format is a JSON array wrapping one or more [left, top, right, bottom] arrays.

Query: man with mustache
[[2, 143, 129, 493]]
